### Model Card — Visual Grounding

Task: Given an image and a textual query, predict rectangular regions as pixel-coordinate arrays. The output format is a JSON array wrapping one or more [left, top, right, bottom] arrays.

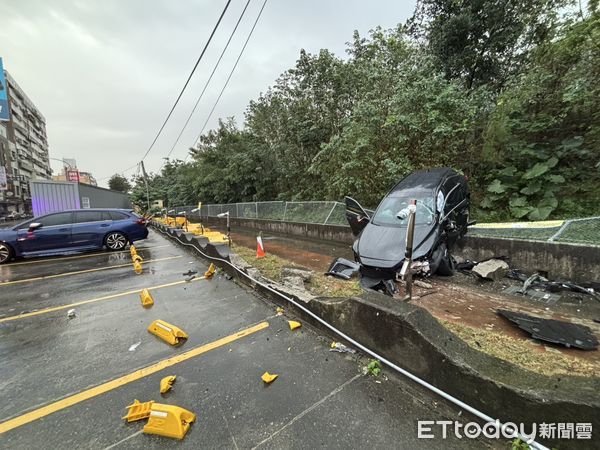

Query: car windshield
[[372, 192, 436, 227]]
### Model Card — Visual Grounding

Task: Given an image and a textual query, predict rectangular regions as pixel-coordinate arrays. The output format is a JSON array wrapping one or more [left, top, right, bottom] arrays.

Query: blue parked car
[[0, 209, 149, 264]]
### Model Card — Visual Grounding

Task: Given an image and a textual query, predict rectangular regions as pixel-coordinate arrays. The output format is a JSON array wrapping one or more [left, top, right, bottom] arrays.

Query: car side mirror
[[28, 222, 42, 232]]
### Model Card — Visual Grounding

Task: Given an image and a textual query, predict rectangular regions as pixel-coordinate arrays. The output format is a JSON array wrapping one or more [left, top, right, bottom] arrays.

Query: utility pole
[[140, 161, 150, 212]]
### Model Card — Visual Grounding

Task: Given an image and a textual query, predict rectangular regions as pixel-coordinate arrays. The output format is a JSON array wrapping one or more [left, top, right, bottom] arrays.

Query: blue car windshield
[[372, 192, 436, 227]]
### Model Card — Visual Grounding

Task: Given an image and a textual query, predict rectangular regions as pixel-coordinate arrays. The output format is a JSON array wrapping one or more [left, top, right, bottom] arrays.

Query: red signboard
[[67, 170, 80, 182]]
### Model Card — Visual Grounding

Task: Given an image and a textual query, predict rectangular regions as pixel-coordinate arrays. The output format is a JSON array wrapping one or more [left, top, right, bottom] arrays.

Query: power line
[[97, 0, 233, 183], [139, 0, 232, 162], [186, 0, 269, 161], [159, 0, 253, 169], [142, 0, 231, 161]]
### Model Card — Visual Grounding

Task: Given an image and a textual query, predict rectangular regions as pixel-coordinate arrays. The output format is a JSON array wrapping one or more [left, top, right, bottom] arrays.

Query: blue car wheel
[[105, 232, 128, 251], [0, 243, 12, 264]]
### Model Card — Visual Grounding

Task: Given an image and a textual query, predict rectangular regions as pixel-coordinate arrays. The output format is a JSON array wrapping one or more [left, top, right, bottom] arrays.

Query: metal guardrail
[[167, 202, 600, 246]]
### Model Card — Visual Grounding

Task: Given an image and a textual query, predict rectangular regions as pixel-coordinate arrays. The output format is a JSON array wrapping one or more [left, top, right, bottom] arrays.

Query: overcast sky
[[1, 0, 416, 187]]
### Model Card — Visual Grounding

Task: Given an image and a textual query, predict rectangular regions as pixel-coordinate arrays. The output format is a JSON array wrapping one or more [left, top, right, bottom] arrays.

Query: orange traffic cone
[[256, 235, 266, 258]]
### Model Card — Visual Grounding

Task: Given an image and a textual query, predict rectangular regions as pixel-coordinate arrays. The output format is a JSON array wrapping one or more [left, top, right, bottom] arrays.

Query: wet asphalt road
[[0, 230, 489, 449]]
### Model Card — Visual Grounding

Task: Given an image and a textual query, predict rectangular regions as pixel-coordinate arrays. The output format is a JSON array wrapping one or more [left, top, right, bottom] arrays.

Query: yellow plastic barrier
[[204, 263, 216, 279], [143, 403, 196, 440], [159, 375, 176, 394], [140, 289, 154, 308], [147, 319, 188, 346], [122, 399, 155, 422], [133, 260, 143, 274]]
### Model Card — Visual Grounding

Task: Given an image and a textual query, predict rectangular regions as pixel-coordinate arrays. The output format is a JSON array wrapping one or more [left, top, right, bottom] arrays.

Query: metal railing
[[166, 202, 600, 246]]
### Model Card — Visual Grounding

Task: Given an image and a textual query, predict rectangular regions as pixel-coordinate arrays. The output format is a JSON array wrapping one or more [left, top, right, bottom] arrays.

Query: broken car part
[[325, 257, 360, 280], [498, 309, 598, 350], [147, 320, 189, 346]]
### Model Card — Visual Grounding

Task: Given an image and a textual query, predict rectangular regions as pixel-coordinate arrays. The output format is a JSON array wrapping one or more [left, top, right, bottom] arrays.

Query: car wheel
[[436, 244, 455, 276], [0, 243, 13, 264], [105, 232, 128, 251]]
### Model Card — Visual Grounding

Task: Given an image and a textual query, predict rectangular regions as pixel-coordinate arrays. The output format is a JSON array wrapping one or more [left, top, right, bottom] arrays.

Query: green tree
[[108, 174, 132, 193], [409, 0, 568, 89], [480, 11, 600, 220]]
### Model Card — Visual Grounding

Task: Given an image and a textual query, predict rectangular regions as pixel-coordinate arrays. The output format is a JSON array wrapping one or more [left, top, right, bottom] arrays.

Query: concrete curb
[[152, 222, 600, 449]]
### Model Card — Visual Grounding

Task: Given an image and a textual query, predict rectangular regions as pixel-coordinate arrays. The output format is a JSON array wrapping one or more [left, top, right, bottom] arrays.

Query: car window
[[372, 194, 435, 226], [74, 211, 109, 223], [38, 212, 73, 227], [109, 211, 129, 220]]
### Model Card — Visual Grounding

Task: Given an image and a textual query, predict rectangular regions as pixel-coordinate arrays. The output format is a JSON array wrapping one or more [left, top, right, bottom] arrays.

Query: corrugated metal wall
[[78, 184, 131, 209], [30, 181, 80, 216], [30, 181, 131, 216]]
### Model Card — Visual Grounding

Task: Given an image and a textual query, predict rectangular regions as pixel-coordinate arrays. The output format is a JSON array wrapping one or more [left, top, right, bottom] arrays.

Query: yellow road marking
[[0, 255, 182, 286], [0, 321, 269, 434], [0, 277, 205, 323], [2, 245, 170, 267]]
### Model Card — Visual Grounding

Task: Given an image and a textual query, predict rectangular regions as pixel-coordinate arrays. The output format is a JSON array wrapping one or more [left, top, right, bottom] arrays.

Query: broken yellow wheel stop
[[288, 320, 301, 330], [148, 320, 188, 345], [143, 403, 196, 440], [204, 263, 216, 279], [140, 289, 154, 307], [160, 375, 176, 394], [261, 372, 278, 384], [122, 399, 155, 422]]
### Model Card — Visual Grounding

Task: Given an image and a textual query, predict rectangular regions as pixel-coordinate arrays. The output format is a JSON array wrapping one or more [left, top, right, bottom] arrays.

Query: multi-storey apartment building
[[0, 69, 52, 215]]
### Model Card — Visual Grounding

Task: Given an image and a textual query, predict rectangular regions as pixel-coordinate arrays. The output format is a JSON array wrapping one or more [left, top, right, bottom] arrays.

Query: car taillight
[[135, 218, 147, 225]]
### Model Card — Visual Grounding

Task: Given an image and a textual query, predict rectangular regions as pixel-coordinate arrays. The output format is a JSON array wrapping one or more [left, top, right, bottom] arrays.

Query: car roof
[[389, 167, 459, 194]]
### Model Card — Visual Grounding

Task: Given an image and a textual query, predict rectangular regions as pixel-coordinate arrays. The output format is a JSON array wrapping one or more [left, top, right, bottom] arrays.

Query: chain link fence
[[166, 202, 600, 246], [170, 201, 349, 226]]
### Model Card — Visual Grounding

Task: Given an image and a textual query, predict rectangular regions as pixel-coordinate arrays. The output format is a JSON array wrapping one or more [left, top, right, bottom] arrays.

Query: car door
[[16, 212, 73, 254], [71, 211, 112, 248], [344, 197, 373, 236], [441, 178, 465, 246]]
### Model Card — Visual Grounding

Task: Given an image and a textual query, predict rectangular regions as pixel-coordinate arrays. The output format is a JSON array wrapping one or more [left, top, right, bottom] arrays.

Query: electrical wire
[[159, 0, 254, 170], [97, 0, 233, 183], [186, 0, 269, 160], [139, 0, 233, 162]]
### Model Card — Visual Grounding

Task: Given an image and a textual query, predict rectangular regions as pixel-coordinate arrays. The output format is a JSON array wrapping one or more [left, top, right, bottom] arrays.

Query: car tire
[[0, 242, 13, 265], [105, 232, 128, 251], [436, 244, 455, 276]]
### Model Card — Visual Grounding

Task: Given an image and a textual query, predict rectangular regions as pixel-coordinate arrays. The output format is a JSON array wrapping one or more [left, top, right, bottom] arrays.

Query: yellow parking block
[[0, 255, 182, 286], [0, 321, 269, 434], [0, 276, 205, 323], [0, 245, 170, 267]]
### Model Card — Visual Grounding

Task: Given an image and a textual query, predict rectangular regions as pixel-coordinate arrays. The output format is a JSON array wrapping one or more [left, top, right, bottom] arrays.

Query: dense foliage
[[108, 174, 132, 193], [131, 1, 599, 221]]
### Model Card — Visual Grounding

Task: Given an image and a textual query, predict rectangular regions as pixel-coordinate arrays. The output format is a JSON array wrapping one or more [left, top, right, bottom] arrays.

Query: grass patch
[[441, 320, 599, 378], [232, 244, 362, 298]]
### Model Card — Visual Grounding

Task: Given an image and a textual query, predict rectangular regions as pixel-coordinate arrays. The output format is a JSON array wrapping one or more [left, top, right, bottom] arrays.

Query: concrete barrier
[[202, 216, 600, 282]]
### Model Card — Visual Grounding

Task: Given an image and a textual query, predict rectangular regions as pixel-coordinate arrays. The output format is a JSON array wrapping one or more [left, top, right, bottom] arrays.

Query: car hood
[[356, 222, 438, 268]]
